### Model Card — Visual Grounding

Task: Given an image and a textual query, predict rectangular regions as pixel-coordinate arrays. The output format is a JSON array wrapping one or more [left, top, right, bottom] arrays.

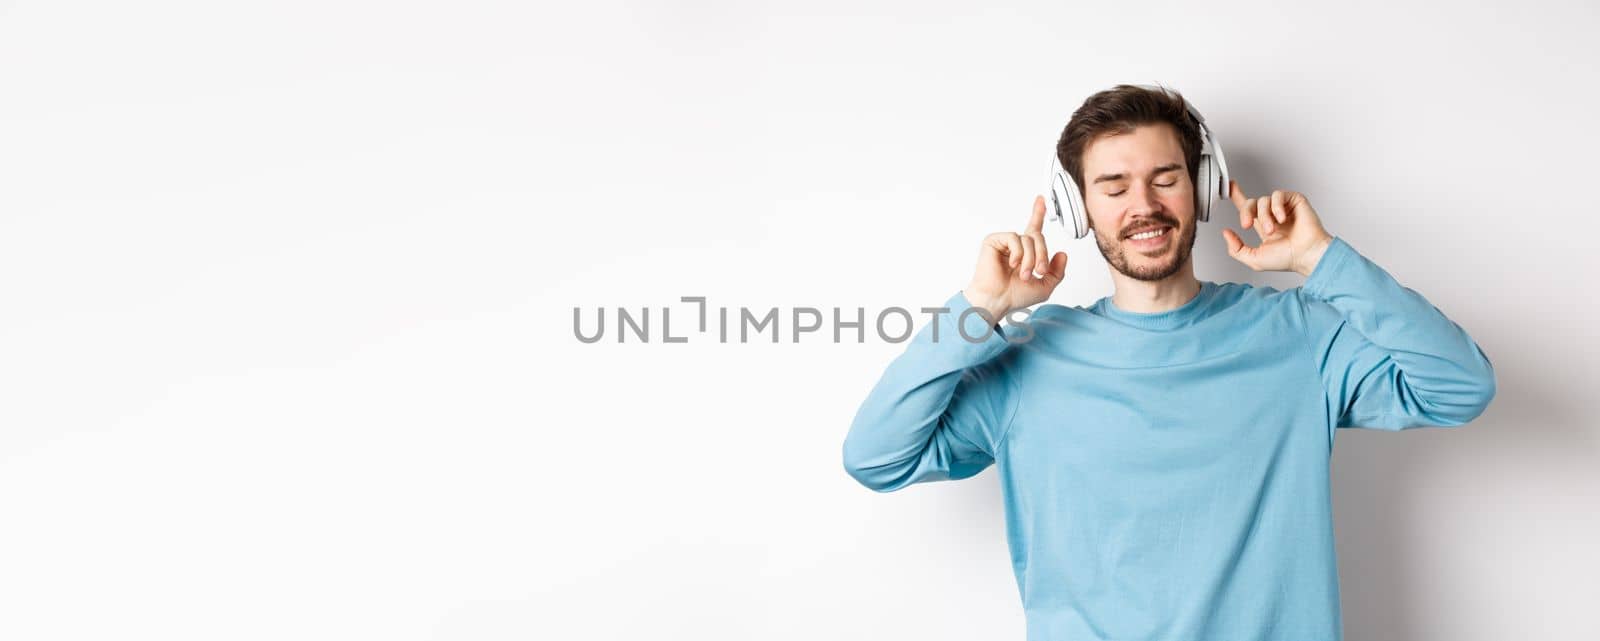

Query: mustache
[[1120, 217, 1179, 237]]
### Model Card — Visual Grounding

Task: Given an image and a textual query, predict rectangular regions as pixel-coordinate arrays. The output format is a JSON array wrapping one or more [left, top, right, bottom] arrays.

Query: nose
[[1128, 182, 1163, 216]]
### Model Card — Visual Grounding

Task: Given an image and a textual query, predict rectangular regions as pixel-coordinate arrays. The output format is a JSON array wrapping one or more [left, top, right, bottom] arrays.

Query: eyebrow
[[1091, 163, 1183, 185]]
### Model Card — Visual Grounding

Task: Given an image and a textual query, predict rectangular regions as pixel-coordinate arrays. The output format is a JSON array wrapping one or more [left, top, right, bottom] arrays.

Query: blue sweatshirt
[[841, 236, 1496, 641]]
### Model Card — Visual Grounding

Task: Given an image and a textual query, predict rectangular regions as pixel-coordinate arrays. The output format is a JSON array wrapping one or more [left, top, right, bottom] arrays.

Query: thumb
[[1221, 228, 1257, 268], [1043, 251, 1068, 283], [1229, 180, 1256, 230]]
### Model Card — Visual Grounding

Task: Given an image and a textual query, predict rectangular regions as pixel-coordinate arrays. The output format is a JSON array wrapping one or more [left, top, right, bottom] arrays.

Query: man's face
[[1079, 122, 1198, 282]]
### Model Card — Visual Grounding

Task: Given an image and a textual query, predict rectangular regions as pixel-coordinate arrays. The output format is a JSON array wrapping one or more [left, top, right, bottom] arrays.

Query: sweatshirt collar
[[1092, 281, 1217, 331]]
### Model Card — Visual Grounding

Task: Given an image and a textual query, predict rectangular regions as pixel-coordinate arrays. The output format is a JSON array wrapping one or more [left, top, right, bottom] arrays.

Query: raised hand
[[963, 195, 1070, 320], [1221, 180, 1335, 276]]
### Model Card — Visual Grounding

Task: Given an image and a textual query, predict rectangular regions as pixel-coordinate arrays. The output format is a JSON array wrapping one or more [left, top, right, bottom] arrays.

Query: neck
[[1108, 262, 1202, 314]]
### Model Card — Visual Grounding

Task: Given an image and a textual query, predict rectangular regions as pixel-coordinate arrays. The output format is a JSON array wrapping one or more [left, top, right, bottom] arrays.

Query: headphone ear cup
[[1049, 171, 1073, 236], [1065, 172, 1089, 239], [1047, 155, 1089, 239], [1195, 157, 1213, 223], [1050, 167, 1090, 239]]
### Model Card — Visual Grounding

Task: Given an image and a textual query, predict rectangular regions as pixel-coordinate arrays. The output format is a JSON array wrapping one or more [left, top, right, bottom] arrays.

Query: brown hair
[[1056, 84, 1204, 202]]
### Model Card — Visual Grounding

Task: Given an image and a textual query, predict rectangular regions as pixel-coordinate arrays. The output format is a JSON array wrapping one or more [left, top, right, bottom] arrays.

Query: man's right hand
[[963, 195, 1070, 321]]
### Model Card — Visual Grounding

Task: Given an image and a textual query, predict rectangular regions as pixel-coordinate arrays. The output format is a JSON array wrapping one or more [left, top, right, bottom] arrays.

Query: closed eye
[[1107, 181, 1178, 197]]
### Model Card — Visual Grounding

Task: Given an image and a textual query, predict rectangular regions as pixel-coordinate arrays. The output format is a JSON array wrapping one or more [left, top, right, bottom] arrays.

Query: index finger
[[1228, 180, 1253, 227], [1026, 195, 1046, 232]]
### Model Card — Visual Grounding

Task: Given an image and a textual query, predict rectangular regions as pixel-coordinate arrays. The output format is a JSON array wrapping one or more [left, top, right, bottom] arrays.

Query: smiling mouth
[[1124, 225, 1173, 250]]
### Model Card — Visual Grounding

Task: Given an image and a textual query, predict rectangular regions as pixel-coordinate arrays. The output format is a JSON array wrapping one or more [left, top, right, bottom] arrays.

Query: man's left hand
[[1221, 180, 1334, 277]]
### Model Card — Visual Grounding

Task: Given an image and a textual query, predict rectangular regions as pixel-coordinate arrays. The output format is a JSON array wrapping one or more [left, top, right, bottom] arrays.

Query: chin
[[1096, 223, 1195, 282]]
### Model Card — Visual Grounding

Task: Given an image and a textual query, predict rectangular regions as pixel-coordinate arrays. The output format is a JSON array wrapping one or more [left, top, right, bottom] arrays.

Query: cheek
[[1086, 210, 1115, 232], [1163, 192, 1195, 217]]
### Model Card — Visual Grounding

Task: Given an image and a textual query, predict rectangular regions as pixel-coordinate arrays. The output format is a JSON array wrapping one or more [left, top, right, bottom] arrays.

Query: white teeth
[[1129, 228, 1168, 240]]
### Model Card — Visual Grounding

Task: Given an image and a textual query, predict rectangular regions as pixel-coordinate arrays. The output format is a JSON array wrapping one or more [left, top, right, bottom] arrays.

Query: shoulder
[[1212, 279, 1340, 336], [1023, 300, 1111, 333], [1214, 279, 1346, 340], [990, 301, 1098, 353], [1212, 279, 1317, 313], [1030, 301, 1091, 320], [1215, 279, 1286, 303]]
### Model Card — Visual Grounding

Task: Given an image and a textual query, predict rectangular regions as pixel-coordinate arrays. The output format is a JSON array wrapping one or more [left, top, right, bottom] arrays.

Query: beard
[[1090, 213, 1198, 282]]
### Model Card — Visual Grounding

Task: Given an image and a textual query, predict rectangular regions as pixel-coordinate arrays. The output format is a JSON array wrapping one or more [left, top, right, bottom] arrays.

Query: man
[[840, 85, 1497, 641]]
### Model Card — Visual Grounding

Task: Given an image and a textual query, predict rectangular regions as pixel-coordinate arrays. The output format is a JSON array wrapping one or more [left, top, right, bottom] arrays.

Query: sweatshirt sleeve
[[841, 290, 1022, 493], [1296, 236, 1497, 437]]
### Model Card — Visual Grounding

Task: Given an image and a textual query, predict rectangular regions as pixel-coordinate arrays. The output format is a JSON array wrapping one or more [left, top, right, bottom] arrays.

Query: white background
[[2, 1, 1596, 639]]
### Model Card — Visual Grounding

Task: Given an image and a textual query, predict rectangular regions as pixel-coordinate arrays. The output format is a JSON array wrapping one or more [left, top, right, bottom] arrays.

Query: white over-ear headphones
[[1046, 83, 1232, 239]]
